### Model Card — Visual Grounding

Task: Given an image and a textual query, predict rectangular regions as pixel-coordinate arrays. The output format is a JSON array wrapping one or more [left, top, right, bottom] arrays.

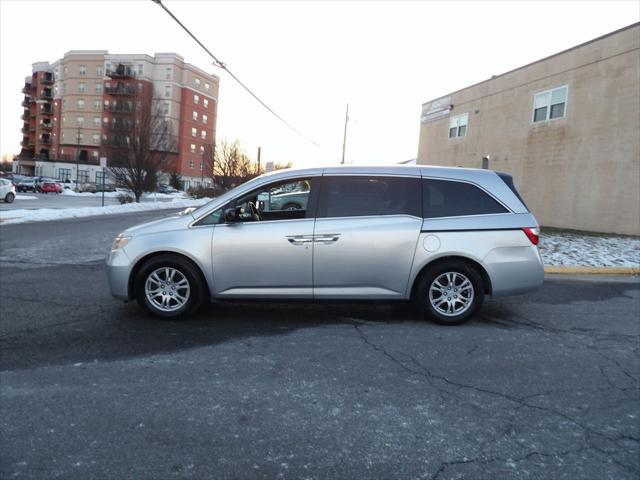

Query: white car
[[0, 178, 16, 203]]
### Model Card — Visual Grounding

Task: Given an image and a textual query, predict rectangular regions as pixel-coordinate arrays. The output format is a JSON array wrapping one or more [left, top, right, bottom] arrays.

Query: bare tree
[[104, 74, 177, 202]]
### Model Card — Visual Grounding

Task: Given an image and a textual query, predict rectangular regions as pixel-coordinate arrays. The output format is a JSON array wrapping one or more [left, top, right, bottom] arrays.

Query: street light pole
[[341, 103, 349, 165], [75, 126, 81, 192]]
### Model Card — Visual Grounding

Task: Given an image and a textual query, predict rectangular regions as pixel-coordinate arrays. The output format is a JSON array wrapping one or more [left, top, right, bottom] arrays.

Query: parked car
[[62, 179, 78, 190], [106, 165, 544, 324], [80, 182, 97, 193], [17, 178, 37, 193], [95, 182, 117, 192], [40, 181, 63, 194], [0, 178, 16, 203], [158, 184, 177, 194]]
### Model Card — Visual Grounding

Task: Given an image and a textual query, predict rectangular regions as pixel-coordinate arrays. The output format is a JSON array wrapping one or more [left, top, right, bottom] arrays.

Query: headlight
[[111, 234, 131, 251]]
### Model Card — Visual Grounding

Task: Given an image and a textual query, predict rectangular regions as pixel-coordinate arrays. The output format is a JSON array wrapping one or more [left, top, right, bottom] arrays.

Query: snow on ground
[[15, 195, 37, 200], [539, 231, 640, 267], [0, 197, 211, 225], [61, 189, 187, 199]]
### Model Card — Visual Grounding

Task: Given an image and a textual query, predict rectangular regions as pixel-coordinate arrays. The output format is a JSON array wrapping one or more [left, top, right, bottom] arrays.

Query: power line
[[151, 0, 319, 147]]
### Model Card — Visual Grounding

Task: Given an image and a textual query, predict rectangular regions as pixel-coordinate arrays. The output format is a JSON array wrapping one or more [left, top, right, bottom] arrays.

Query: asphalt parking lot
[[1, 211, 638, 479]]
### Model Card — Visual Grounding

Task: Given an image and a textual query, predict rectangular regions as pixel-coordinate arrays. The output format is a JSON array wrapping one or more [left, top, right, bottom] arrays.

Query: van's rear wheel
[[415, 261, 484, 325], [135, 255, 204, 319]]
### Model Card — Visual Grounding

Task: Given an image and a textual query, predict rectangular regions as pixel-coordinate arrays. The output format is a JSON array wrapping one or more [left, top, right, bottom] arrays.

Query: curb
[[544, 266, 640, 275]]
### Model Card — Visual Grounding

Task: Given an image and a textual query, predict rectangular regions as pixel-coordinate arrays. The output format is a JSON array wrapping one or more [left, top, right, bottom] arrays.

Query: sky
[[0, 0, 638, 168]]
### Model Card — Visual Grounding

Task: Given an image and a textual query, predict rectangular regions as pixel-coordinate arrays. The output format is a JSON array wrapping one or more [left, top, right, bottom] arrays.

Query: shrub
[[188, 186, 218, 199], [117, 193, 134, 204]]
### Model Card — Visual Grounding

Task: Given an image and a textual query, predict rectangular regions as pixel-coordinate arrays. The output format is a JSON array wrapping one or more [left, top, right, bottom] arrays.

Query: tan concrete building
[[417, 23, 640, 235], [16, 50, 219, 190]]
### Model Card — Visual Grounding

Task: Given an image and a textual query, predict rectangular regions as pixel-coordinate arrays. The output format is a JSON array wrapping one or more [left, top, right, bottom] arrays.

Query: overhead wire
[[151, 0, 320, 147]]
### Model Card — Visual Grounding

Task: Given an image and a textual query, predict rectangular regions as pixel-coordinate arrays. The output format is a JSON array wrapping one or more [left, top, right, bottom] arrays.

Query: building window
[[79, 65, 86, 76], [192, 111, 198, 121], [165, 67, 172, 80], [194, 94, 199, 104], [204, 82, 210, 91], [54, 85, 59, 97], [164, 85, 171, 97], [78, 99, 85, 109], [202, 114, 208, 124], [96, 65, 104, 77], [137, 64, 143, 76], [77, 116, 84, 126], [95, 82, 102, 94], [62, 83, 66, 95], [92, 134, 100, 145], [533, 85, 568, 122], [94, 100, 101, 111], [62, 116, 66, 125], [91, 150, 99, 161], [203, 98, 209, 108], [78, 82, 85, 93], [93, 117, 100, 127], [200, 146, 205, 155], [191, 127, 197, 137], [58, 168, 71, 181], [448, 113, 468, 138], [190, 144, 196, 154], [162, 102, 169, 114], [195, 78, 201, 89], [78, 170, 89, 183], [105, 63, 111, 75], [201, 130, 206, 140], [189, 159, 195, 168]]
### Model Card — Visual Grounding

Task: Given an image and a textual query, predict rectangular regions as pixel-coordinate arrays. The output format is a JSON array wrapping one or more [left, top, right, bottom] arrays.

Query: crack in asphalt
[[342, 318, 640, 477]]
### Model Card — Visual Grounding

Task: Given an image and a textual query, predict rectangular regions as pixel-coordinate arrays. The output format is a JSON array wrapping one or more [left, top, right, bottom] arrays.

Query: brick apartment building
[[15, 50, 219, 190], [417, 23, 639, 235]]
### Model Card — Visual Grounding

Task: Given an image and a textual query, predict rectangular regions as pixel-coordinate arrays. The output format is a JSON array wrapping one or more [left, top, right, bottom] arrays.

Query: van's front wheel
[[415, 261, 484, 325], [134, 255, 204, 319]]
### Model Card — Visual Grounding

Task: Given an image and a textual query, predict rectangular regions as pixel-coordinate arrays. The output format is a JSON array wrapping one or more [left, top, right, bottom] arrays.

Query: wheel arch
[[128, 250, 210, 300], [410, 255, 493, 299]]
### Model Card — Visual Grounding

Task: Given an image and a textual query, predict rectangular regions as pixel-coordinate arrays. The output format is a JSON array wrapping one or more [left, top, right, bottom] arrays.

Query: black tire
[[5, 192, 14, 203], [414, 261, 484, 326], [134, 254, 205, 319], [282, 202, 302, 210]]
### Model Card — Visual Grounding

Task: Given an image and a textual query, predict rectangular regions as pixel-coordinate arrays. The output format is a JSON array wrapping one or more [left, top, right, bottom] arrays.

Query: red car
[[41, 182, 62, 194]]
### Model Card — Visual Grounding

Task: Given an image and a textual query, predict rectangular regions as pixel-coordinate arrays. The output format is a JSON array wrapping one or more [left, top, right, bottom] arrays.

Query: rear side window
[[318, 176, 420, 218], [423, 179, 508, 218]]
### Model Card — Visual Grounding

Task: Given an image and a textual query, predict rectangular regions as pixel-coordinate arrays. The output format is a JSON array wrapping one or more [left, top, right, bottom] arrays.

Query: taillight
[[522, 227, 540, 245]]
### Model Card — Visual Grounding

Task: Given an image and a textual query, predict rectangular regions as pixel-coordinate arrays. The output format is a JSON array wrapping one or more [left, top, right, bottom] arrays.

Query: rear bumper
[[105, 248, 132, 301], [484, 245, 544, 297]]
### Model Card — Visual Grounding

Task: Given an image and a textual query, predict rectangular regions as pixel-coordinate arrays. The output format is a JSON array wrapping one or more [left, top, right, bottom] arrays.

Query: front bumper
[[105, 248, 132, 301]]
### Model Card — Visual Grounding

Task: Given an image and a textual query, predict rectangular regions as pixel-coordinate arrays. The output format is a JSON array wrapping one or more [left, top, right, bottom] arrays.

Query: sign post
[[99, 157, 107, 207]]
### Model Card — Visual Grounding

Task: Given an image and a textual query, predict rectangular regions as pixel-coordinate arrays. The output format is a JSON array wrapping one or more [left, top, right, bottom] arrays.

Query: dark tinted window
[[423, 179, 508, 218], [319, 176, 420, 218]]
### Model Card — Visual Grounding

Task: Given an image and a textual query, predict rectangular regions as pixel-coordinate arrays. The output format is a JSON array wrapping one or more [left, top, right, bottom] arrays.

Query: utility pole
[[341, 104, 349, 165], [75, 126, 81, 191], [257, 146, 261, 175]]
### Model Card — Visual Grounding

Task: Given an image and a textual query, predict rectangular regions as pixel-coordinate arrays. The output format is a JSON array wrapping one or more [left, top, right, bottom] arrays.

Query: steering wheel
[[247, 201, 261, 221]]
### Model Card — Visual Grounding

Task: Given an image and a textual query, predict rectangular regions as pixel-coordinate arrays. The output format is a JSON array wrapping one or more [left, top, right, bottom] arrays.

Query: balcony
[[40, 105, 54, 115], [40, 89, 53, 100], [40, 121, 53, 130], [105, 103, 133, 114], [21, 124, 29, 134], [104, 121, 132, 131], [108, 64, 136, 79], [39, 136, 52, 145], [105, 85, 133, 96], [102, 136, 130, 148], [41, 73, 54, 84], [22, 83, 33, 94], [21, 97, 32, 107]]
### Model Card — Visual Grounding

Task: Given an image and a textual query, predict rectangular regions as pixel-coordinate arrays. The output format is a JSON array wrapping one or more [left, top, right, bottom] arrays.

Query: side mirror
[[224, 207, 237, 223]]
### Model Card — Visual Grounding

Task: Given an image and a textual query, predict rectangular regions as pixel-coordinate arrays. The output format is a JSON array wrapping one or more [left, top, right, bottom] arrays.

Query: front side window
[[423, 179, 508, 218], [194, 94, 200, 104], [95, 82, 102, 94], [533, 85, 567, 122], [449, 113, 468, 138], [79, 65, 86, 76], [78, 99, 85, 109], [96, 65, 104, 77], [78, 82, 86, 93], [318, 176, 420, 218]]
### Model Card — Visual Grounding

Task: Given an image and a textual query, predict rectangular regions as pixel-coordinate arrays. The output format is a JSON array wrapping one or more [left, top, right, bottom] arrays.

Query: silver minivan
[[106, 165, 544, 325]]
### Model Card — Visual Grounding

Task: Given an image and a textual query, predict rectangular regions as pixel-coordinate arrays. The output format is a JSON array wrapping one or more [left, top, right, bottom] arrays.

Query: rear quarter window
[[423, 179, 508, 218]]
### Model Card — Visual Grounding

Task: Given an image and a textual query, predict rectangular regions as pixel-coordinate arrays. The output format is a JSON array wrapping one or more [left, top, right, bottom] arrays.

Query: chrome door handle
[[286, 235, 313, 245], [313, 234, 341, 244]]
